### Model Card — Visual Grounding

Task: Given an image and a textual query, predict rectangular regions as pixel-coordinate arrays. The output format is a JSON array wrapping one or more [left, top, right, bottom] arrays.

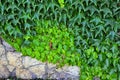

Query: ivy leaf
[[100, 8, 112, 18], [111, 44, 117, 53], [91, 0, 97, 6], [86, 6, 99, 16], [1, 5, 5, 15], [58, 0, 65, 8], [24, 35, 30, 40], [22, 40, 31, 46], [93, 52, 98, 59], [90, 17, 103, 25], [33, 39, 39, 46], [105, 58, 109, 67], [118, 64, 120, 71], [32, 12, 39, 20], [84, 0, 89, 6], [13, 43, 19, 50], [99, 54, 103, 62], [95, 24, 105, 38], [106, 53, 112, 58], [24, 23, 31, 30]]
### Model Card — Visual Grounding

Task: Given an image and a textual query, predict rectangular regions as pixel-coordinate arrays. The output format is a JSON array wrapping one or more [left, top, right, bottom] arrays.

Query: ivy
[[1, 0, 120, 80]]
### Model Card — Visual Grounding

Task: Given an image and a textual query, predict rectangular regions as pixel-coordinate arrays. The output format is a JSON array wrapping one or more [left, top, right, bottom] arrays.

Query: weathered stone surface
[[50, 71, 79, 80], [50, 72, 61, 79], [7, 65, 15, 72], [93, 76, 100, 80], [47, 63, 56, 69], [29, 65, 45, 78], [2, 40, 15, 52], [0, 65, 10, 78], [7, 52, 23, 68], [22, 56, 43, 68], [0, 54, 8, 65], [63, 66, 80, 76], [0, 44, 5, 56], [16, 68, 33, 79], [47, 63, 56, 75], [49, 65, 80, 80]]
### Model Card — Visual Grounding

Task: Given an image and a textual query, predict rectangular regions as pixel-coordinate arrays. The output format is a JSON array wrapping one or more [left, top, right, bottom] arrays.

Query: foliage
[[58, 0, 65, 8], [1, 0, 120, 80], [2, 20, 80, 67]]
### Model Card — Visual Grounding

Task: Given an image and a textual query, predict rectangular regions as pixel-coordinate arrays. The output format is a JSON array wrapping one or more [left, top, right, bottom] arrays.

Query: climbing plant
[[1, 0, 120, 80]]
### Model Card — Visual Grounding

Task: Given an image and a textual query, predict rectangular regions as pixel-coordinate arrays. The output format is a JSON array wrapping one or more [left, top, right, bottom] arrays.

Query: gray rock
[[29, 64, 45, 78], [0, 54, 8, 65], [7, 52, 23, 68], [30, 71, 37, 79], [47, 63, 56, 77], [0, 65, 10, 78], [16, 68, 33, 79], [10, 68, 16, 77], [63, 66, 80, 76], [93, 76, 100, 80], [51, 65, 80, 80], [48, 63, 56, 69], [7, 65, 15, 72], [50, 71, 60, 79], [22, 56, 43, 68], [56, 67, 63, 73], [2, 40, 15, 52], [0, 44, 5, 56]]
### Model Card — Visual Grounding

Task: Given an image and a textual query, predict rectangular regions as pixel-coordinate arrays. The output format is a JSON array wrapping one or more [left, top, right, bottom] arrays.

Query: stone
[[47, 63, 56, 69], [0, 54, 8, 65], [42, 62, 54, 79], [7, 65, 15, 72], [63, 66, 80, 76], [56, 67, 63, 72], [10, 68, 16, 77], [0, 65, 10, 78], [93, 76, 100, 80], [22, 56, 43, 68], [47, 63, 56, 75], [50, 72, 60, 79], [7, 52, 23, 68], [29, 64, 45, 78], [16, 68, 33, 79], [2, 40, 15, 52], [0, 44, 5, 56]]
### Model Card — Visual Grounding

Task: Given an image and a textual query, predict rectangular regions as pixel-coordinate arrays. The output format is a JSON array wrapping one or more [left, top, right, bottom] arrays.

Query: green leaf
[[93, 52, 98, 59], [100, 8, 112, 18], [86, 6, 99, 16], [33, 39, 39, 46], [90, 17, 103, 25], [58, 0, 65, 8], [106, 53, 112, 58], [99, 54, 103, 61], [24, 35, 30, 40], [1, 5, 5, 15], [105, 58, 109, 67], [13, 43, 19, 50]]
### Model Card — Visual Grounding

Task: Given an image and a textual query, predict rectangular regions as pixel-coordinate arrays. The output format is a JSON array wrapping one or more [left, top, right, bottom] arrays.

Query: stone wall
[[0, 38, 80, 80]]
